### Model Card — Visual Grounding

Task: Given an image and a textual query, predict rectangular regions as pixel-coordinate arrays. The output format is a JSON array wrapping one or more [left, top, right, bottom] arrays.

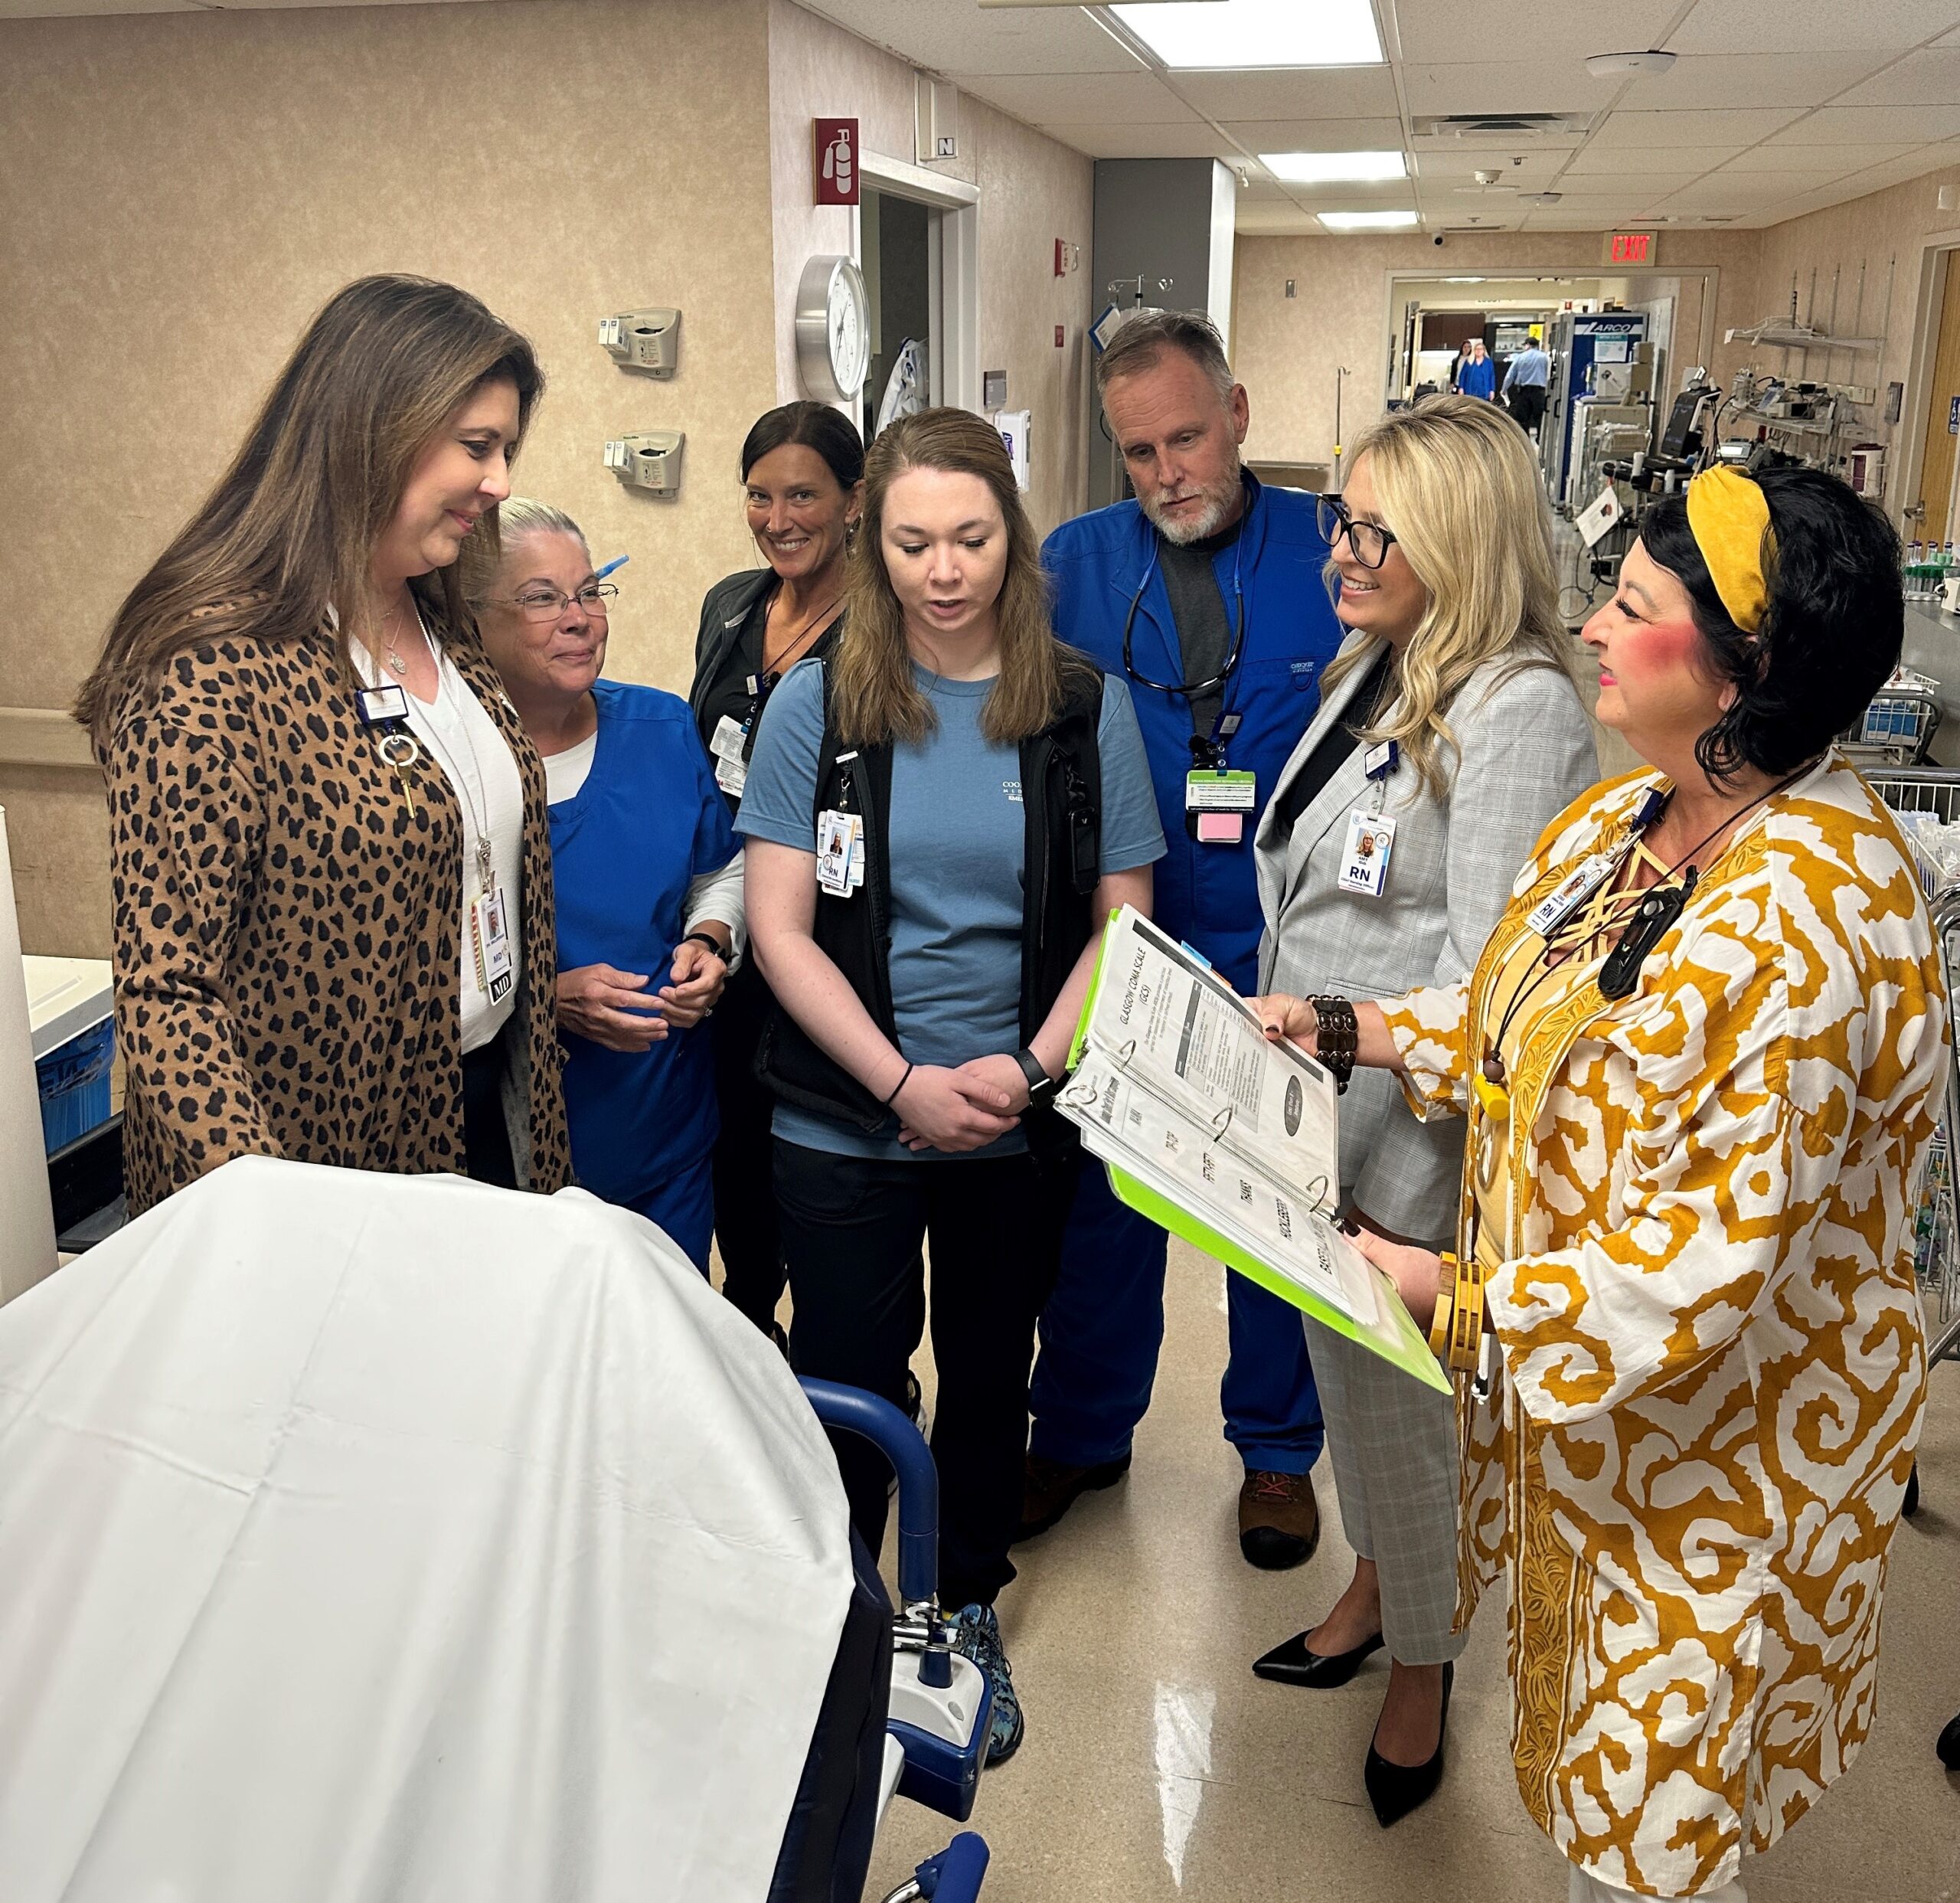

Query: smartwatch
[[1012, 1047, 1058, 1107]]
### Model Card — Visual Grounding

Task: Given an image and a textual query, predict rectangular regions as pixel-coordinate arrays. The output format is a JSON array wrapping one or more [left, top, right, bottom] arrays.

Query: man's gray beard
[[1140, 468, 1242, 545]]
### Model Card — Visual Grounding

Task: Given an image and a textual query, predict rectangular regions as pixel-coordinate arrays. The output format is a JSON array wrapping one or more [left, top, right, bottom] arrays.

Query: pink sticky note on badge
[[1197, 812, 1244, 844]]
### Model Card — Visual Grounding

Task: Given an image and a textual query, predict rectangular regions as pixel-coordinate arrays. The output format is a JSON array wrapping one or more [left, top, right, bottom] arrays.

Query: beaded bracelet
[[1306, 995, 1359, 1095]]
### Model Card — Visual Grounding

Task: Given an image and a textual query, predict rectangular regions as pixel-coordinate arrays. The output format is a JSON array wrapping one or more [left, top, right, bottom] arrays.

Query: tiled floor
[[860, 1238, 1960, 1903]]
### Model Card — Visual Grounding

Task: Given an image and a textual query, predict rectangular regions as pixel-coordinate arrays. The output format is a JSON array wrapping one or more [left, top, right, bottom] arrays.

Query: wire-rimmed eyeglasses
[[496, 582, 619, 623], [1316, 495, 1399, 571]]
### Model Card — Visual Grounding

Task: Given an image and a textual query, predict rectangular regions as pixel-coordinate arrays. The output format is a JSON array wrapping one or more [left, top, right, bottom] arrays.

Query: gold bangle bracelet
[[1448, 1257, 1487, 1375], [1429, 1253, 1459, 1359]]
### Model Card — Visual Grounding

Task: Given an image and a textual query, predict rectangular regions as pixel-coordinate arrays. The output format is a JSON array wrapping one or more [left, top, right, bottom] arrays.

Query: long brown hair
[[77, 274, 543, 744], [830, 407, 1092, 748]]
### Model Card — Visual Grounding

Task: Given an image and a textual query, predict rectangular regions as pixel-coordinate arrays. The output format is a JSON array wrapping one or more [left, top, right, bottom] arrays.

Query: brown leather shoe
[[1014, 1450, 1132, 1542], [1239, 1469, 1320, 1569]]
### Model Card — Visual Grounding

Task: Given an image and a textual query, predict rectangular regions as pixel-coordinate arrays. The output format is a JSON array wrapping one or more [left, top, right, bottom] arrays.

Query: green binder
[[1061, 907, 1452, 1396]]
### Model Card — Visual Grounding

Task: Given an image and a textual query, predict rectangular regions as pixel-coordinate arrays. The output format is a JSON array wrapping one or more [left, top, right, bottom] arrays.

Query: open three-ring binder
[[1059, 907, 1451, 1393]]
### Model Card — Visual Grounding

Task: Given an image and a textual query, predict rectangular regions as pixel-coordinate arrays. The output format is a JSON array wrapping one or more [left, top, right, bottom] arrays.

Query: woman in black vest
[[690, 403, 864, 1342], [740, 408, 1164, 1764]]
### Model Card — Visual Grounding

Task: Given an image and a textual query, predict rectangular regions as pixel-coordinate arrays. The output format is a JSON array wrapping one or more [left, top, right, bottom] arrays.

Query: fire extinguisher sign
[[815, 119, 860, 206]]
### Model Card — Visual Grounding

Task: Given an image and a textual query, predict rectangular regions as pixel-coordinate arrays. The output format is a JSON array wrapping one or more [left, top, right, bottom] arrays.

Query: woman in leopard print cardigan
[[79, 276, 570, 1213]]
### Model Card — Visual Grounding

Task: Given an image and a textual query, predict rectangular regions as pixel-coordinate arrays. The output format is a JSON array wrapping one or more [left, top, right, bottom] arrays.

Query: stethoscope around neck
[[1120, 532, 1248, 719]]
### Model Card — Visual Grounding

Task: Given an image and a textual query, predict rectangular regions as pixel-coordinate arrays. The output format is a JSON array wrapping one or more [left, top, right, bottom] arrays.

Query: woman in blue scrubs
[[473, 500, 743, 1269]]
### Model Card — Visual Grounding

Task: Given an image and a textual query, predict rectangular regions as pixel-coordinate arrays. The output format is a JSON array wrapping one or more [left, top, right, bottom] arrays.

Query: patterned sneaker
[[952, 1602, 1024, 1765]]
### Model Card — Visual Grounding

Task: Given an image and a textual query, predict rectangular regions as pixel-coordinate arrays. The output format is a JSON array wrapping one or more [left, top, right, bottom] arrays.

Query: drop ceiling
[[799, 0, 1960, 233]]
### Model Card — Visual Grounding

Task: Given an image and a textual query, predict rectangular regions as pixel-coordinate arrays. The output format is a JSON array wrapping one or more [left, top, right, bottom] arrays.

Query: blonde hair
[[831, 407, 1094, 748], [1323, 394, 1572, 798]]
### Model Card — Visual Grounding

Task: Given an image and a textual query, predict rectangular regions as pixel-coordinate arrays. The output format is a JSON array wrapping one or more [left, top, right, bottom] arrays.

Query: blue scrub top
[[549, 679, 737, 1203], [1458, 355, 1497, 400], [1040, 475, 1345, 994]]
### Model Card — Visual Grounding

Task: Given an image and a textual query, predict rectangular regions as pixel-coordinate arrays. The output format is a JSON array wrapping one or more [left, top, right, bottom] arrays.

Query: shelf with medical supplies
[[1057, 906, 1449, 1392]]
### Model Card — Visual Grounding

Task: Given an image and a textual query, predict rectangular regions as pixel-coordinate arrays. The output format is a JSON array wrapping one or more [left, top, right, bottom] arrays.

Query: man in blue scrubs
[[1024, 311, 1347, 1568]]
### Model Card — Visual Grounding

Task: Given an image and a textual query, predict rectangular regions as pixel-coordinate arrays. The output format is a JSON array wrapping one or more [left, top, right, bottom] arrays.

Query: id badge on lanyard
[[816, 751, 864, 898], [1336, 739, 1400, 898], [470, 884, 514, 1003], [1185, 713, 1250, 844]]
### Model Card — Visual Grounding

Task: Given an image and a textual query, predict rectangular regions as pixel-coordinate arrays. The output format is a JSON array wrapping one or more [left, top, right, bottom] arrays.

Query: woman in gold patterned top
[[1256, 466, 1943, 1901]]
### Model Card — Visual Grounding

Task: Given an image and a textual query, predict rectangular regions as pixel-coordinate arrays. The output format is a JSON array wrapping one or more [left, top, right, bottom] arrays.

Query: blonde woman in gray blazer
[[1250, 396, 1596, 1827]]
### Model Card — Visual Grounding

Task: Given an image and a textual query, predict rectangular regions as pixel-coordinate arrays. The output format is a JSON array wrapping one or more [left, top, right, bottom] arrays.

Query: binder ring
[[1210, 1104, 1234, 1139]]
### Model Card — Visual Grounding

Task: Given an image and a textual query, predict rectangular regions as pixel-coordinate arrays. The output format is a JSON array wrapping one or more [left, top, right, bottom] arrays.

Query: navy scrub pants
[[1028, 1159, 1325, 1475]]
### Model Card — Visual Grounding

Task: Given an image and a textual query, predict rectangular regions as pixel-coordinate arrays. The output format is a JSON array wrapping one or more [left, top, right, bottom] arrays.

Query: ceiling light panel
[[1260, 149, 1407, 182], [1109, 0, 1383, 70], [1318, 210, 1422, 230]]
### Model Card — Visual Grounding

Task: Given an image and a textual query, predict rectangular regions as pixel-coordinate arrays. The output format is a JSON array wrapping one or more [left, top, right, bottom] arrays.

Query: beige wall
[[1233, 229, 1762, 471], [767, 0, 1094, 537], [2, 0, 776, 956], [1735, 160, 1960, 524]]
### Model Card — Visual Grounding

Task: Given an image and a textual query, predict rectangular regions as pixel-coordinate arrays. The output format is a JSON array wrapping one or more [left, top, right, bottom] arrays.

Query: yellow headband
[[1684, 466, 1776, 635]]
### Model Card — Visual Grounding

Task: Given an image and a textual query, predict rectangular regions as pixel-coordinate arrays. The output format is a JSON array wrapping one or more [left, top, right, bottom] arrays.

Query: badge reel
[[356, 683, 427, 819], [1185, 714, 1250, 845], [1335, 739, 1400, 898]]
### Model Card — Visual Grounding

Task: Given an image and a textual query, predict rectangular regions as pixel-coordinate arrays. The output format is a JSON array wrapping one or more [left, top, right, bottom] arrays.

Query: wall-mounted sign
[[1605, 231, 1658, 266], [815, 118, 859, 206]]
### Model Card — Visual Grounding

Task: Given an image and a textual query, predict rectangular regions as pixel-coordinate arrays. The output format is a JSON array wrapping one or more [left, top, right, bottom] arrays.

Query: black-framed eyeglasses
[[1317, 495, 1399, 571], [498, 582, 619, 623]]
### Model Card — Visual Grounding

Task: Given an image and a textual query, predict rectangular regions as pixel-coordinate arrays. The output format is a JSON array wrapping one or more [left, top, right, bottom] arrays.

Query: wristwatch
[[1012, 1048, 1059, 1107]]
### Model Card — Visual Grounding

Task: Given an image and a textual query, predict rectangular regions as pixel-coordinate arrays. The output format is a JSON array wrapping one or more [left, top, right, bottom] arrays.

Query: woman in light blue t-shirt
[[741, 409, 1164, 1767]]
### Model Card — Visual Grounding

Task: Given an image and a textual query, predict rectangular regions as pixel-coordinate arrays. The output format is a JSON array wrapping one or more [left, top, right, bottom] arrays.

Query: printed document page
[[1063, 1059, 1377, 1326], [1077, 907, 1338, 1204]]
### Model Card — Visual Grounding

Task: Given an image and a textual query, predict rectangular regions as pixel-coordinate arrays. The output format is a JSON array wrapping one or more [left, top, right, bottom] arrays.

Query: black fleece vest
[[755, 662, 1105, 1154]]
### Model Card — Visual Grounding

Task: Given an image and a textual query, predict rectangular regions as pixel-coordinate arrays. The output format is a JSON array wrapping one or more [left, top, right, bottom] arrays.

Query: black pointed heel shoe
[[1363, 1662, 1453, 1829], [1252, 1627, 1385, 1688]]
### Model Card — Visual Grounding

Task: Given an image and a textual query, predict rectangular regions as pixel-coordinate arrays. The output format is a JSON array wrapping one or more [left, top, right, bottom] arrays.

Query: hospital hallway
[[815, 1234, 1960, 1902]]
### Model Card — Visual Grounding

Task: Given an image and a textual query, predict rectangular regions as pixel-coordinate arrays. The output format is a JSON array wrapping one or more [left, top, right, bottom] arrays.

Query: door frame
[[1899, 230, 1960, 537], [858, 149, 981, 414]]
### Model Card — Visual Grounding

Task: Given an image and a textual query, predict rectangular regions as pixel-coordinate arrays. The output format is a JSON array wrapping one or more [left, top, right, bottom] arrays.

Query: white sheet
[[0, 1156, 854, 1902]]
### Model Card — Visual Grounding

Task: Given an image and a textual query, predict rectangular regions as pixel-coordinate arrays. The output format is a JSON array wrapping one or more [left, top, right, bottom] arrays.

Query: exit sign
[[1606, 231, 1658, 266]]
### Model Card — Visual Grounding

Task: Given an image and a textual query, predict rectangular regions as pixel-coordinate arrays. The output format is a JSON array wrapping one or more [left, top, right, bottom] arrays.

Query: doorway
[[1914, 248, 1960, 547], [861, 188, 934, 442], [854, 149, 980, 427]]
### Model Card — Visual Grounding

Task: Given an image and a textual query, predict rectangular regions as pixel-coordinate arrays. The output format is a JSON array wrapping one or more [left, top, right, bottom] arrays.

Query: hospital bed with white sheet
[[0, 1156, 991, 1903]]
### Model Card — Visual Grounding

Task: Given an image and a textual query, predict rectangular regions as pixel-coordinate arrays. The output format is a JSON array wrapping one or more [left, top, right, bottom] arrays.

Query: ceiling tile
[[956, 70, 1193, 123], [1560, 144, 1744, 175], [1413, 150, 1565, 182], [1628, 51, 1891, 108], [1220, 116, 1406, 152], [797, 0, 1145, 77], [1722, 142, 1918, 171], [1829, 48, 1960, 104], [1666, 0, 1960, 54], [1589, 107, 1808, 147], [1397, 0, 1678, 63], [1769, 103, 1960, 142], [1232, 204, 1321, 234], [1269, 178, 1421, 204], [1550, 173, 1711, 195], [1399, 60, 1599, 116], [1168, 67, 1401, 121], [1037, 121, 1239, 161]]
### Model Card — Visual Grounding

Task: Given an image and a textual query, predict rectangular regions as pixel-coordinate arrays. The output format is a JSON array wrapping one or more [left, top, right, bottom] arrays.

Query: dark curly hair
[[1638, 466, 1903, 783]]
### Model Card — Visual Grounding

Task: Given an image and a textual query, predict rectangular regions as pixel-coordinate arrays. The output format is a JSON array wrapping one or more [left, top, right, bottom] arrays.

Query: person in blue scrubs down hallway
[[474, 500, 743, 1270], [1024, 311, 1348, 1568]]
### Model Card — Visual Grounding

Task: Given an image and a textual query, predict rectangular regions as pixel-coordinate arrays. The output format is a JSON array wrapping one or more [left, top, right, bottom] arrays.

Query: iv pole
[[1332, 366, 1350, 490]]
